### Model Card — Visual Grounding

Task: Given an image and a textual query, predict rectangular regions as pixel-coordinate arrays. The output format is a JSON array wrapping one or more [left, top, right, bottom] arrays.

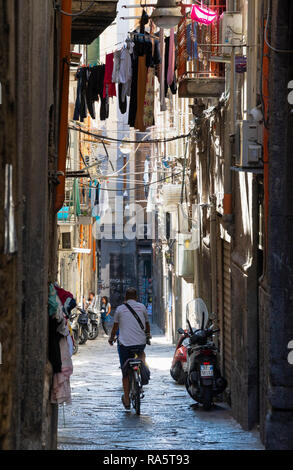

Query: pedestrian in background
[[100, 296, 111, 336], [85, 291, 95, 310]]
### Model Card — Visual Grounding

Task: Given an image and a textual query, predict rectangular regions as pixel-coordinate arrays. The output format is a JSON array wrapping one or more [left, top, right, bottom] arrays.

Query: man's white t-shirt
[[114, 299, 149, 347]]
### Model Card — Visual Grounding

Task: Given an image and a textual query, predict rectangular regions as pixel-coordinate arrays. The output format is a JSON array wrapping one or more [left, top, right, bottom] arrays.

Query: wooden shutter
[[223, 240, 232, 385]]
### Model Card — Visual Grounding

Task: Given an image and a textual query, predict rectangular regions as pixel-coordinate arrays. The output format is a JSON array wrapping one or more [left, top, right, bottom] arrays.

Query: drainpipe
[[55, 0, 72, 212], [210, 196, 217, 315], [223, 0, 237, 226], [223, 46, 235, 226], [262, 19, 269, 271]]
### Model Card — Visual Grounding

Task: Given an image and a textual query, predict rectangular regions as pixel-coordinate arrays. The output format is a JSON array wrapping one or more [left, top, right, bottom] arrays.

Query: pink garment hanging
[[191, 4, 217, 25], [103, 53, 116, 99], [167, 28, 175, 86], [51, 337, 73, 405], [159, 28, 167, 112]]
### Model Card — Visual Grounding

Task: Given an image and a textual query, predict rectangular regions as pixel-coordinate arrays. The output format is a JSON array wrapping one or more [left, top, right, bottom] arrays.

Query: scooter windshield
[[186, 298, 209, 330]]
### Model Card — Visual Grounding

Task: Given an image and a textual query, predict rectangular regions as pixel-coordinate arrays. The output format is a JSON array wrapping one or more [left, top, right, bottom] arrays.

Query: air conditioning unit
[[235, 120, 263, 168], [219, 12, 243, 55]]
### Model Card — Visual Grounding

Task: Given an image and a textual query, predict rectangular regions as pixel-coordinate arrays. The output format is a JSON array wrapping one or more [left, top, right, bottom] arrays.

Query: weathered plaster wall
[[0, 0, 59, 449], [259, 0, 293, 450]]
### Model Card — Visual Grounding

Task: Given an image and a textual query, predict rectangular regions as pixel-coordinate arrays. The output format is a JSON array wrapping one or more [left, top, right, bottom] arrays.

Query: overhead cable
[[74, 170, 185, 192], [264, 1, 293, 53], [69, 125, 192, 145], [54, 0, 96, 17]]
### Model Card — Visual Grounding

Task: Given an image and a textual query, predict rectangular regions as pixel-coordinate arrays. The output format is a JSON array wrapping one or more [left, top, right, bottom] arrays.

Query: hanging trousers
[[134, 55, 148, 132]]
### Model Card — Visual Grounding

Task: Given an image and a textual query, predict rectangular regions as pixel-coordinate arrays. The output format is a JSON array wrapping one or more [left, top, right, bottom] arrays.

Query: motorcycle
[[87, 309, 99, 340], [170, 330, 189, 384], [179, 298, 227, 410], [69, 307, 89, 348], [68, 311, 79, 355]]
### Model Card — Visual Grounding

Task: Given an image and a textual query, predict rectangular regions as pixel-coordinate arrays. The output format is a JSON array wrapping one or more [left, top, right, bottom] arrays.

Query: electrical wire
[[79, 147, 93, 183], [73, 170, 184, 191], [180, 139, 189, 204], [69, 124, 192, 144], [260, 3, 269, 130], [264, 1, 293, 53], [54, 0, 96, 17], [101, 139, 115, 172]]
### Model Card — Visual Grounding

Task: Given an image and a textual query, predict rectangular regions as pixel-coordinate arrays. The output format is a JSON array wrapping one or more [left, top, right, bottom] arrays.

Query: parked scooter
[[87, 309, 99, 340], [170, 330, 189, 384], [69, 311, 79, 354], [69, 307, 89, 348], [179, 299, 227, 410]]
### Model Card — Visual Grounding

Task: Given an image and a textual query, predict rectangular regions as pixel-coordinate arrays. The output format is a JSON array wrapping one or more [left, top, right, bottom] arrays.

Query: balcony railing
[[177, 3, 226, 98]]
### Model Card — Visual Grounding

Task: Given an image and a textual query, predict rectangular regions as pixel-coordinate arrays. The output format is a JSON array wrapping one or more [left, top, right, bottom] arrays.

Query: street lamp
[[150, 0, 182, 29]]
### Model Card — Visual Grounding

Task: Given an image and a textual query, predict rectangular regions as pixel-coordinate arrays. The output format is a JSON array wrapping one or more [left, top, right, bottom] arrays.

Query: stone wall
[[259, 0, 293, 449], [0, 0, 60, 449]]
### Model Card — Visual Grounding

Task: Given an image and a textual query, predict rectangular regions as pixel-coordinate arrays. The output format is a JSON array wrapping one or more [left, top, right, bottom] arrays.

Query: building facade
[[151, 0, 293, 449], [0, 0, 117, 450]]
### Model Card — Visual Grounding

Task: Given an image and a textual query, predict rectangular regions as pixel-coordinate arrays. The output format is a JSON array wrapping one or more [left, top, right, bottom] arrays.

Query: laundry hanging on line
[[72, 24, 179, 132]]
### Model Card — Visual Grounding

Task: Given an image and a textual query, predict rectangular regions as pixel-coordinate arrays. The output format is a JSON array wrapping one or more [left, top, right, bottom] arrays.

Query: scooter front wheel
[[79, 326, 88, 345], [73, 330, 79, 355], [88, 323, 99, 340]]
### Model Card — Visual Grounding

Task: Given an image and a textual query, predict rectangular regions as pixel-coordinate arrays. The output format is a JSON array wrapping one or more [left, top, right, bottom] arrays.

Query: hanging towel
[[112, 49, 121, 84], [51, 337, 73, 405], [103, 53, 116, 99], [120, 42, 134, 102], [165, 36, 177, 96], [190, 4, 217, 25], [159, 28, 167, 112], [167, 28, 175, 86], [135, 55, 148, 131], [143, 67, 155, 128]]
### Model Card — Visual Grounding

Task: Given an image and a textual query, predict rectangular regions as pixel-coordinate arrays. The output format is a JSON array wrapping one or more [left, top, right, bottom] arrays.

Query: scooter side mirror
[[177, 328, 185, 335]]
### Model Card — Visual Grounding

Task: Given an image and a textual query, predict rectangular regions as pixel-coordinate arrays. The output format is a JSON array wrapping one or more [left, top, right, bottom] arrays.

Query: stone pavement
[[58, 324, 264, 450]]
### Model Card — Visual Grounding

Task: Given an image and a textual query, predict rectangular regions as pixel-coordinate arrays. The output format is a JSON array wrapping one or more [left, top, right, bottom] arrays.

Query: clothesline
[[99, 30, 166, 56], [72, 6, 205, 133], [68, 169, 185, 192]]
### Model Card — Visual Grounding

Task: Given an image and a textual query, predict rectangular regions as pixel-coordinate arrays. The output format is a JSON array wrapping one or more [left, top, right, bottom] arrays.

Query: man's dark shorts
[[118, 342, 146, 376]]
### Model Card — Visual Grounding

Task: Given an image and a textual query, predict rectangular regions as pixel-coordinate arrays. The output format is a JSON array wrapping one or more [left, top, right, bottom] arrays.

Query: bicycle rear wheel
[[130, 370, 141, 415], [134, 380, 141, 415]]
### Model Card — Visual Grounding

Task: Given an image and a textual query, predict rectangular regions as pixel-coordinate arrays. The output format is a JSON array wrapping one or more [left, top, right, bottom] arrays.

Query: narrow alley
[[2, 0, 293, 453], [58, 326, 263, 451]]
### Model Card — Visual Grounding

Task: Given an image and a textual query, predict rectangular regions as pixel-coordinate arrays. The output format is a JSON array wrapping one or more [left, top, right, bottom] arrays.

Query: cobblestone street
[[57, 325, 263, 450]]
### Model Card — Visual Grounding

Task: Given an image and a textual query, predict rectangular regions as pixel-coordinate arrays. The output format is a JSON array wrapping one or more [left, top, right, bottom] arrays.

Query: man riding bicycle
[[108, 287, 151, 410]]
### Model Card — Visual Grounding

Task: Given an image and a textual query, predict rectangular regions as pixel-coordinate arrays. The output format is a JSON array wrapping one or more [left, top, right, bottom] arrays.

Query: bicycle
[[114, 337, 151, 415], [127, 354, 145, 415]]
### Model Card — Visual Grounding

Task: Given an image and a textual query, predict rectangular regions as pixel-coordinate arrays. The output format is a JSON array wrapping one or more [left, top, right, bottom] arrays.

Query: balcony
[[177, 5, 226, 99], [71, 0, 118, 44], [178, 75, 225, 99]]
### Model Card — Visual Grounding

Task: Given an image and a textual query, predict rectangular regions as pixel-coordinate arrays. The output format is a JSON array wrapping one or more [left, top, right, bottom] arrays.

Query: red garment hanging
[[191, 4, 217, 25], [103, 53, 116, 99]]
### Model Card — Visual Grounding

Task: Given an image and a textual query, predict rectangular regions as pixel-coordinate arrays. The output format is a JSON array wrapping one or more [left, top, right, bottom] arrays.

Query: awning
[[71, 0, 118, 44]]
